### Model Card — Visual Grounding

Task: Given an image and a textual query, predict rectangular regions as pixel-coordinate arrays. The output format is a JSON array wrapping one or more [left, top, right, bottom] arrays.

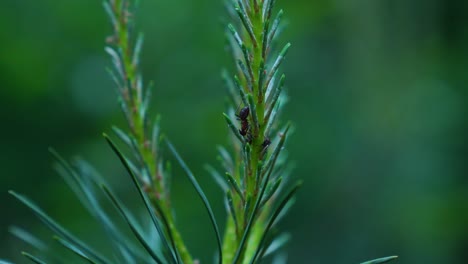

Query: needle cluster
[[215, 0, 301, 263]]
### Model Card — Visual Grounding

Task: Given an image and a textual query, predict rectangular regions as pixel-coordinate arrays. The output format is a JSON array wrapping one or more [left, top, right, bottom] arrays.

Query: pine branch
[[221, 0, 299, 263], [103, 0, 193, 262]]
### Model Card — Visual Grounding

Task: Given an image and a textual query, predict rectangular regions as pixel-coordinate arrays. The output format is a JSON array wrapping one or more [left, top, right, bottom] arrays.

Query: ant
[[236, 106, 250, 136], [235, 106, 253, 143], [261, 137, 271, 149], [260, 137, 271, 157]]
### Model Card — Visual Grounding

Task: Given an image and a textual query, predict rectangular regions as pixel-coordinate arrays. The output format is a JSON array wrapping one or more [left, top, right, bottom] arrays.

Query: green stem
[[236, 5, 267, 263]]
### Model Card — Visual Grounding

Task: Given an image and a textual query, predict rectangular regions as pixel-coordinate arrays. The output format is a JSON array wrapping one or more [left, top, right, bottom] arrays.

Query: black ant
[[235, 106, 253, 143], [236, 106, 250, 136], [260, 137, 271, 157], [261, 137, 271, 149]]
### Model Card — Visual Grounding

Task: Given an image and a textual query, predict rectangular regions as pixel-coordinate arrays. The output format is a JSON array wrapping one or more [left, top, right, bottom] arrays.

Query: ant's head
[[262, 137, 271, 148], [235, 103, 250, 120], [238, 106, 250, 120]]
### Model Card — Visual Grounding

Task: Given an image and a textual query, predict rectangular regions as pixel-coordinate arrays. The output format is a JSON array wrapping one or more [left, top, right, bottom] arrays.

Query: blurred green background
[[1, 0, 468, 263]]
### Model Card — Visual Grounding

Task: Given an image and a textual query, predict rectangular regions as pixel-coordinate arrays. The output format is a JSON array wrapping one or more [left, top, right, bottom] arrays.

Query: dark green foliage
[[9, 191, 109, 263], [4, 0, 398, 263]]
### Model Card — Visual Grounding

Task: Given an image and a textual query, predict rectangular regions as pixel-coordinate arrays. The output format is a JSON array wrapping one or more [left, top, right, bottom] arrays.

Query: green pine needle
[[165, 140, 223, 264], [101, 186, 165, 264], [360, 256, 399, 264], [104, 134, 178, 264], [21, 252, 47, 264]]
